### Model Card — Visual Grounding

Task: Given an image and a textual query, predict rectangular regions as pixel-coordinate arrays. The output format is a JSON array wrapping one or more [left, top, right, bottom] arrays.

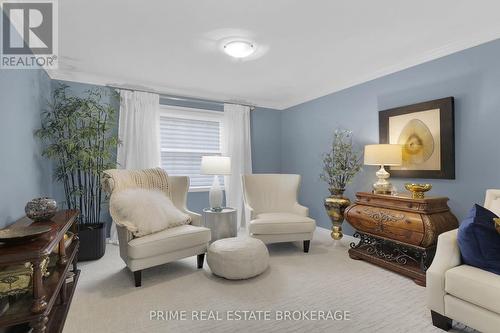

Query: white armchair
[[102, 168, 211, 287], [427, 189, 500, 332], [242, 174, 316, 252]]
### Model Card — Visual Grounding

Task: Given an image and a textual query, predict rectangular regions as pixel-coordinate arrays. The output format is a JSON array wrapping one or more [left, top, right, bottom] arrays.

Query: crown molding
[[46, 70, 281, 110]]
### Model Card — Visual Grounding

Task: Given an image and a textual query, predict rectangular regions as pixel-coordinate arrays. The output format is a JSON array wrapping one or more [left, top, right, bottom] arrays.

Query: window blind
[[160, 113, 223, 189]]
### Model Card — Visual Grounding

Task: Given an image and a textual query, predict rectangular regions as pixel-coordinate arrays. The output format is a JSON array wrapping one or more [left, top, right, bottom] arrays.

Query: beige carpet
[[65, 228, 472, 333]]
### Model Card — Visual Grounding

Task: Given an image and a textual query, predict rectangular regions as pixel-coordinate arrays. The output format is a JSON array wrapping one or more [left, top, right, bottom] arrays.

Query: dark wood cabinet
[[0, 210, 80, 333], [345, 192, 458, 286]]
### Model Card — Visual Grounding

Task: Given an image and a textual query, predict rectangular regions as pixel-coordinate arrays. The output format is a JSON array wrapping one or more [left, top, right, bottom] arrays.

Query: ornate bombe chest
[[345, 192, 458, 286]]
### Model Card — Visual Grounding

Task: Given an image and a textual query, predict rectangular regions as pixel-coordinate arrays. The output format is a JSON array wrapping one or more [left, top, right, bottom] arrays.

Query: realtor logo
[[1, 0, 58, 68]]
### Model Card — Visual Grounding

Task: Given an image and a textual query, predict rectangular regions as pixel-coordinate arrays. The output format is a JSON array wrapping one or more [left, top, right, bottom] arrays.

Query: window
[[159, 105, 224, 191]]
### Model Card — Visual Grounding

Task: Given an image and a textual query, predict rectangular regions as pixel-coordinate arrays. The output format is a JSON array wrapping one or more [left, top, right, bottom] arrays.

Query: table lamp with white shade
[[201, 156, 231, 211], [364, 144, 402, 194]]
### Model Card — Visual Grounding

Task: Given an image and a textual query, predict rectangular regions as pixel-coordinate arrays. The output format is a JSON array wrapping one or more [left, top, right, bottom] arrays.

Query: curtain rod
[[106, 84, 256, 111]]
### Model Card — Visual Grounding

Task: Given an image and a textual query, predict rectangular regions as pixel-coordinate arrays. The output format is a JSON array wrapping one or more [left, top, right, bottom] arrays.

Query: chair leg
[[431, 311, 452, 331], [303, 240, 310, 253], [197, 253, 205, 269], [134, 270, 142, 287]]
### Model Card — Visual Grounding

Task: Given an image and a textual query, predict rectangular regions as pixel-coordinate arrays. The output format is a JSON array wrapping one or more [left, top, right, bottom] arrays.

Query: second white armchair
[[242, 174, 316, 252]]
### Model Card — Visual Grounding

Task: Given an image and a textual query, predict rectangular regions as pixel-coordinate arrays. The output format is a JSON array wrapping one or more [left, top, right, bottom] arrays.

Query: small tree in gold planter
[[320, 129, 362, 240]]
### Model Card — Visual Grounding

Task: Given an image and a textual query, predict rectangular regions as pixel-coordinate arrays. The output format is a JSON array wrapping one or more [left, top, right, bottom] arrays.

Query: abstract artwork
[[379, 97, 455, 179]]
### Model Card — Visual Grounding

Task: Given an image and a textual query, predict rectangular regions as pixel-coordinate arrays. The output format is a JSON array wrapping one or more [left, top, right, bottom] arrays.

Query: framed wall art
[[379, 97, 455, 179]]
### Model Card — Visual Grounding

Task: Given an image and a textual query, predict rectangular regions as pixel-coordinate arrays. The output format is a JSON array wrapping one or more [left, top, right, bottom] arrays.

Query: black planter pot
[[78, 223, 106, 261]]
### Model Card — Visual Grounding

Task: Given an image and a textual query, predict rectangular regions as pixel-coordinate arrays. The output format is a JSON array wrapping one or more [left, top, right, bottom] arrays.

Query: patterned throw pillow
[[457, 204, 500, 275]]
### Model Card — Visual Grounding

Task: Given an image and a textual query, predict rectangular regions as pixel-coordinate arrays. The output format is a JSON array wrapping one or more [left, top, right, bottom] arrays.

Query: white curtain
[[108, 90, 160, 244], [116, 90, 161, 169], [223, 103, 252, 230]]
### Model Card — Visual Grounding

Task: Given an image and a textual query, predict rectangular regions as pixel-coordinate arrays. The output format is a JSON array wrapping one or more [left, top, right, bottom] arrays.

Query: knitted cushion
[[102, 168, 171, 198]]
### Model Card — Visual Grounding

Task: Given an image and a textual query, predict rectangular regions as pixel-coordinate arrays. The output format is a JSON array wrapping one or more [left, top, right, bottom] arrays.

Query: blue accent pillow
[[457, 204, 500, 275]]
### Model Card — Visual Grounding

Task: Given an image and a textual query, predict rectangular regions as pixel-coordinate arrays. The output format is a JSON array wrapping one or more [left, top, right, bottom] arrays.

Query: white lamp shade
[[364, 144, 402, 166], [201, 156, 231, 175]]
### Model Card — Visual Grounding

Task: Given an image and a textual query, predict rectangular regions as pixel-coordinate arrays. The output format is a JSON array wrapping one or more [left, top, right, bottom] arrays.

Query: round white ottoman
[[207, 237, 269, 280]]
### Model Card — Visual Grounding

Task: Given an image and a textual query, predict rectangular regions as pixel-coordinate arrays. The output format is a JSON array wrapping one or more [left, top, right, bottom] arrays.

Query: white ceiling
[[49, 0, 500, 110]]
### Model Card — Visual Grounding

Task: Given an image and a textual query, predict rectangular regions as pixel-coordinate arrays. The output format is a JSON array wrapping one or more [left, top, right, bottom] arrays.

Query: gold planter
[[324, 189, 351, 240]]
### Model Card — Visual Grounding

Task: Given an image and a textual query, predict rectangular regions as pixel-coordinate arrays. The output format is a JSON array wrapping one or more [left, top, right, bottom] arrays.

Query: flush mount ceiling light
[[223, 40, 255, 58]]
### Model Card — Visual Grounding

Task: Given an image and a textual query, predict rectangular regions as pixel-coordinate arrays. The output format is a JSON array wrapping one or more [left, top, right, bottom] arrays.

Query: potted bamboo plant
[[320, 129, 362, 240], [36, 84, 119, 260]]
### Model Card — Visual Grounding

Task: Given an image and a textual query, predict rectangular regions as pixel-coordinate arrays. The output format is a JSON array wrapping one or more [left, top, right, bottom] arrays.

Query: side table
[[202, 208, 237, 242]]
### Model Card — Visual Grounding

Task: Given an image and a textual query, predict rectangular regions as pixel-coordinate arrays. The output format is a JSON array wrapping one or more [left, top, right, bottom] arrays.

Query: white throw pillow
[[110, 189, 191, 237]]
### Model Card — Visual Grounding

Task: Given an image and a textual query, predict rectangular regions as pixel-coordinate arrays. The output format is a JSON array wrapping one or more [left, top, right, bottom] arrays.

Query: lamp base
[[373, 165, 393, 195], [209, 175, 223, 211]]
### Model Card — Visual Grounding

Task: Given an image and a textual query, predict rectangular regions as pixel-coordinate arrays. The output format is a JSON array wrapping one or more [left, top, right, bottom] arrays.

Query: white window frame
[[159, 105, 224, 192]]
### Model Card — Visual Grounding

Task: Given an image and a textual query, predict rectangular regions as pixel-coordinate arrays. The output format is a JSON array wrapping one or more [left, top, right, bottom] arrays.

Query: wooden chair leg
[[197, 253, 205, 269], [303, 240, 310, 253], [431, 311, 452, 331], [134, 270, 142, 287]]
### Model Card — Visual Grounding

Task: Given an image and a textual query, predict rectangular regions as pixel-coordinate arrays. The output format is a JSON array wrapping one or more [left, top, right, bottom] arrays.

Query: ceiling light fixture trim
[[223, 40, 255, 58]]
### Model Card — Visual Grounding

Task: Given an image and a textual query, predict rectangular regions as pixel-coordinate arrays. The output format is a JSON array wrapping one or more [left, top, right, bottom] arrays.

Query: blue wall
[[281, 38, 500, 233], [0, 69, 52, 228]]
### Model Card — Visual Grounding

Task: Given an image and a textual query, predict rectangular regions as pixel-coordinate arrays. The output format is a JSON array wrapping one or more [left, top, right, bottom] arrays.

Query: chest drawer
[[345, 205, 424, 246]]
